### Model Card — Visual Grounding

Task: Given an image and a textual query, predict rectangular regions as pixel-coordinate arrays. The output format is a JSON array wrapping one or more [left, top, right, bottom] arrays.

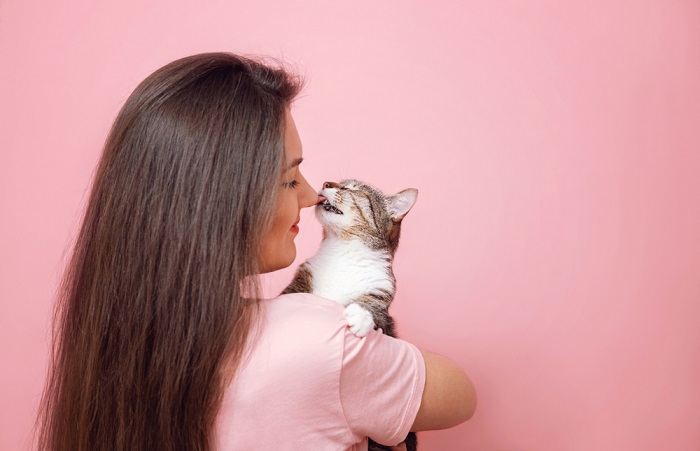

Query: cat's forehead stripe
[[339, 179, 385, 200]]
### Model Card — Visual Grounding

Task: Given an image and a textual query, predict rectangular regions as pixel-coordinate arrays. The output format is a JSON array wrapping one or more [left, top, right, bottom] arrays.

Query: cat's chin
[[317, 223, 346, 238], [315, 209, 344, 228]]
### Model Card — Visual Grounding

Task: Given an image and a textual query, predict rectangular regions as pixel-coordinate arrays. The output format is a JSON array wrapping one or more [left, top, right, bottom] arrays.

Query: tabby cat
[[280, 178, 420, 451]]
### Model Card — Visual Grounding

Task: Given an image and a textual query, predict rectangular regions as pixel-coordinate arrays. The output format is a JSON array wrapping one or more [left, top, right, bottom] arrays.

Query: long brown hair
[[33, 52, 305, 451]]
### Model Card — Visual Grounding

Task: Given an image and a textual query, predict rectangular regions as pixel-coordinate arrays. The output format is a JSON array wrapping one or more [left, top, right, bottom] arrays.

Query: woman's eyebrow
[[286, 157, 303, 170]]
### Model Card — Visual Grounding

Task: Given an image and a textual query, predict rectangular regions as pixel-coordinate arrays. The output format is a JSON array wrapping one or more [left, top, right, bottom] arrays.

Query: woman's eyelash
[[284, 180, 300, 189]]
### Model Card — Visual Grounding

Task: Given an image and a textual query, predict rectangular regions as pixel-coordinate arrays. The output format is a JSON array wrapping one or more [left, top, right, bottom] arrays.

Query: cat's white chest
[[306, 238, 393, 305]]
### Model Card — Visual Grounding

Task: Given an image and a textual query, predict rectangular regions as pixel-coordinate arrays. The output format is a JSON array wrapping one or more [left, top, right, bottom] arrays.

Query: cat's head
[[315, 178, 418, 253]]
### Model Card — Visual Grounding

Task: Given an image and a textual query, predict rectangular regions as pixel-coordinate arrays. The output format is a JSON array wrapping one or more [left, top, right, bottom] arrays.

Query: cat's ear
[[387, 188, 418, 222]]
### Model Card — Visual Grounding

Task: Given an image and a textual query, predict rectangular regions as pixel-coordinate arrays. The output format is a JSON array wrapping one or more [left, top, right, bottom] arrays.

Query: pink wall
[[1, 1, 698, 450]]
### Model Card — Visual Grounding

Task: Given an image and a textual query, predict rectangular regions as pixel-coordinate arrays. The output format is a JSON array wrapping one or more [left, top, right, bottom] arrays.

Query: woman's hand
[[390, 441, 407, 451]]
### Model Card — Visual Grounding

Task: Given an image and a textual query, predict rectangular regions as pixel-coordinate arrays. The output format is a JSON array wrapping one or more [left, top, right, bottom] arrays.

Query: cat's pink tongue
[[317, 195, 326, 205]]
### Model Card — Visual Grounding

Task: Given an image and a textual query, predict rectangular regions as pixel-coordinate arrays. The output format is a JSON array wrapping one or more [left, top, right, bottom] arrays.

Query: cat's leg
[[343, 291, 394, 337], [279, 263, 313, 295], [343, 302, 376, 337]]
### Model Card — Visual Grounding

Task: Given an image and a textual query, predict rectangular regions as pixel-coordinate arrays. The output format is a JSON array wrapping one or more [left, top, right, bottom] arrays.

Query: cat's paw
[[343, 303, 375, 337]]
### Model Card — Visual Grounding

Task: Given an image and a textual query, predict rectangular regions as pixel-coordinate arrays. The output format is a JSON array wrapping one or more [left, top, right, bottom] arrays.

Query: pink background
[[1, 1, 699, 450]]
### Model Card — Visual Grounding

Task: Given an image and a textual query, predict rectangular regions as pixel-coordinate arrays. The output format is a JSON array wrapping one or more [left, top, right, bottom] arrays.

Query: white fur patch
[[306, 236, 393, 306]]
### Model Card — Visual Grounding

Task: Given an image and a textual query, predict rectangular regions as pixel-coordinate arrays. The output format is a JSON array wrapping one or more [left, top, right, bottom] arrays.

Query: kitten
[[280, 178, 419, 451], [280, 178, 418, 337]]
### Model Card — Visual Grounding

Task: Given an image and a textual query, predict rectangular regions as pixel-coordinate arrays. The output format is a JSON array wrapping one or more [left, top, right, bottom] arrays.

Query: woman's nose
[[311, 183, 326, 206]]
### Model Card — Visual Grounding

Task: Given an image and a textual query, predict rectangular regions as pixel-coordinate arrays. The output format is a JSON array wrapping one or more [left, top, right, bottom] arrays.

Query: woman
[[34, 52, 476, 451]]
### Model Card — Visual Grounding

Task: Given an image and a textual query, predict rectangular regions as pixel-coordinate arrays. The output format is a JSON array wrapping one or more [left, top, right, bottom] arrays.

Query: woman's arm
[[390, 348, 476, 450], [411, 348, 477, 431]]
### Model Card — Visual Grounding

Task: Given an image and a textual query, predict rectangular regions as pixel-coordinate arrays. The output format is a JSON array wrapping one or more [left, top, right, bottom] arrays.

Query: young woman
[[34, 52, 476, 451]]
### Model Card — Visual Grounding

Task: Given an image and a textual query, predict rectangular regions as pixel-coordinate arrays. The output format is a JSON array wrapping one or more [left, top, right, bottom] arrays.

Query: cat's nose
[[323, 181, 340, 189]]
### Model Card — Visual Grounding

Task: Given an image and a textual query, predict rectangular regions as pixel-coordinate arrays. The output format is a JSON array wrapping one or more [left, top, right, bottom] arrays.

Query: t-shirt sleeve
[[338, 324, 426, 446]]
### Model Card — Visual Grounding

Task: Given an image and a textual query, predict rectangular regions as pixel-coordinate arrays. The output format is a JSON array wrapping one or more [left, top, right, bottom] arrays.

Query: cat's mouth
[[319, 199, 343, 215]]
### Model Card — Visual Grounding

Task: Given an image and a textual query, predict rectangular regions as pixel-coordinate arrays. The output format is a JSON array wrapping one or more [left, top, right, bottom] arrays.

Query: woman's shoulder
[[264, 292, 346, 320], [258, 292, 348, 348]]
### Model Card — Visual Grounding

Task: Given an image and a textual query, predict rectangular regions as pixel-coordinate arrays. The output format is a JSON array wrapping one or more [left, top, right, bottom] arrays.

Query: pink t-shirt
[[213, 292, 426, 450]]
